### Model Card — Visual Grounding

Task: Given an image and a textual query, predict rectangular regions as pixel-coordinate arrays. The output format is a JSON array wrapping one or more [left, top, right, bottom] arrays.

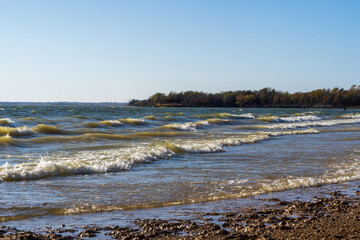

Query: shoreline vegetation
[[129, 85, 360, 108]]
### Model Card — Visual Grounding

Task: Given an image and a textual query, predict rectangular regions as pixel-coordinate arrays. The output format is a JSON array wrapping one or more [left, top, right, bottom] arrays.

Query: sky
[[0, 0, 359, 102]]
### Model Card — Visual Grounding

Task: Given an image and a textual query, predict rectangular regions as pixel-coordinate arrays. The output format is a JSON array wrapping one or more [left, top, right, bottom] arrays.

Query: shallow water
[[0, 104, 359, 226]]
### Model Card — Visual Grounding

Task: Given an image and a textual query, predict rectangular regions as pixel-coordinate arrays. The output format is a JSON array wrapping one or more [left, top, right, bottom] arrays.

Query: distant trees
[[128, 85, 360, 108]]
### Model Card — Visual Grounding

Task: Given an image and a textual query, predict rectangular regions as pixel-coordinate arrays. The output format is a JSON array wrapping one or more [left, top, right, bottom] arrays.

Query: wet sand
[[1, 181, 359, 239]]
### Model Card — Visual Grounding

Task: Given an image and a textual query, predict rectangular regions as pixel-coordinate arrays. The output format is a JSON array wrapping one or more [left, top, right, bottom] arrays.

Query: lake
[[0, 104, 359, 229]]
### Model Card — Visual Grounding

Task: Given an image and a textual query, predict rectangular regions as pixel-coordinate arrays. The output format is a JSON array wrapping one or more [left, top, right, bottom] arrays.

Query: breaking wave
[[245, 118, 360, 130], [84, 118, 146, 128], [194, 113, 255, 119], [0, 129, 318, 181], [0, 118, 14, 126], [54, 146, 360, 216], [257, 115, 321, 122], [161, 118, 231, 131], [0, 145, 173, 181], [341, 113, 360, 119], [0, 126, 33, 137]]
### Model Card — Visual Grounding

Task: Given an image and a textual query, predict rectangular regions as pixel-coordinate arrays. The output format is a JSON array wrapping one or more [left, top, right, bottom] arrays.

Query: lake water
[[0, 104, 359, 228]]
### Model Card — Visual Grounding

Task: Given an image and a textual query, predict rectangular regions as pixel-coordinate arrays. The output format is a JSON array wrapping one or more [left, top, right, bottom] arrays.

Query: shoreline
[[128, 103, 360, 109], [1, 181, 359, 239]]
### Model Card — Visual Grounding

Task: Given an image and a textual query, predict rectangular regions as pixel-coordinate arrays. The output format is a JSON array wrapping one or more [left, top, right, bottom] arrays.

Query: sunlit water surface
[[0, 104, 359, 226]]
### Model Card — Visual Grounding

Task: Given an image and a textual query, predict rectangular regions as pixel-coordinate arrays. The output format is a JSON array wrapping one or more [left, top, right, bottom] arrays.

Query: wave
[[162, 121, 208, 131], [27, 133, 131, 144], [161, 118, 231, 131], [0, 124, 70, 137], [144, 115, 157, 120], [18, 117, 37, 121], [243, 118, 360, 130], [341, 113, 360, 119], [84, 118, 147, 128], [158, 134, 269, 154], [21, 131, 188, 144], [259, 128, 319, 136], [0, 118, 14, 126], [0, 126, 33, 137], [165, 112, 184, 116], [0, 134, 15, 145], [129, 131, 189, 138], [0, 145, 174, 181], [259, 152, 360, 194], [32, 124, 68, 135], [119, 118, 147, 125], [257, 115, 321, 123], [47, 141, 360, 217], [293, 111, 322, 116], [99, 120, 123, 127], [194, 113, 255, 119], [6, 149, 356, 218], [225, 113, 255, 119], [0, 129, 319, 181]]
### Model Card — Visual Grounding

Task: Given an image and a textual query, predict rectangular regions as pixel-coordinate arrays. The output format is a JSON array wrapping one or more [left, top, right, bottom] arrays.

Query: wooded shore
[[129, 85, 360, 108]]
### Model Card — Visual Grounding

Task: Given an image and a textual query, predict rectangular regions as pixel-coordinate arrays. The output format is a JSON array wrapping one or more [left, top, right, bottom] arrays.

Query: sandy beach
[[1, 181, 359, 239]]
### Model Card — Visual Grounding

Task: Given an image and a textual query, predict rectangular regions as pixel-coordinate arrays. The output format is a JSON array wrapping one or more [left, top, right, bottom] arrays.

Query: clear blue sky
[[1, 0, 359, 102]]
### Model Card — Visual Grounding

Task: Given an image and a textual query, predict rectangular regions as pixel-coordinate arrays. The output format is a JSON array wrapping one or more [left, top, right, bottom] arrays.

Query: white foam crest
[[215, 154, 360, 198], [14, 126, 34, 136], [170, 134, 270, 154], [229, 113, 255, 119], [253, 118, 360, 129], [194, 112, 255, 119], [163, 118, 233, 131], [260, 150, 360, 193], [341, 113, 360, 119], [279, 115, 321, 122], [232, 134, 269, 144], [261, 166, 360, 193], [167, 128, 319, 154], [206, 118, 232, 124], [163, 121, 209, 131], [102, 120, 123, 126], [163, 123, 197, 131], [214, 135, 268, 146], [172, 140, 224, 153], [258, 115, 321, 123], [0, 126, 34, 137], [0, 145, 174, 181], [0, 118, 14, 126], [118, 118, 146, 125], [0, 127, 333, 181], [261, 128, 319, 136]]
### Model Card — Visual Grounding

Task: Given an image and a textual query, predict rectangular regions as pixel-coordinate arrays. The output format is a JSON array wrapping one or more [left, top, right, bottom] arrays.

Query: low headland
[[129, 85, 360, 108]]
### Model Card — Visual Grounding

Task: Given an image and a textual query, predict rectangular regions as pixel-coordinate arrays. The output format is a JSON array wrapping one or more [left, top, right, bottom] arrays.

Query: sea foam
[[0, 128, 320, 181], [248, 118, 360, 130]]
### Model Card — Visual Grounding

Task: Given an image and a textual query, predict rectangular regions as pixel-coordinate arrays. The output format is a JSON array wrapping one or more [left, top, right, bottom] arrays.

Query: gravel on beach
[[1, 187, 359, 240]]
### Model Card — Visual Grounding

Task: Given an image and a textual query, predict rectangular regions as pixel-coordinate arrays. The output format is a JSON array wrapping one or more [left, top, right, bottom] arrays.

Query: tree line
[[129, 85, 360, 108]]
